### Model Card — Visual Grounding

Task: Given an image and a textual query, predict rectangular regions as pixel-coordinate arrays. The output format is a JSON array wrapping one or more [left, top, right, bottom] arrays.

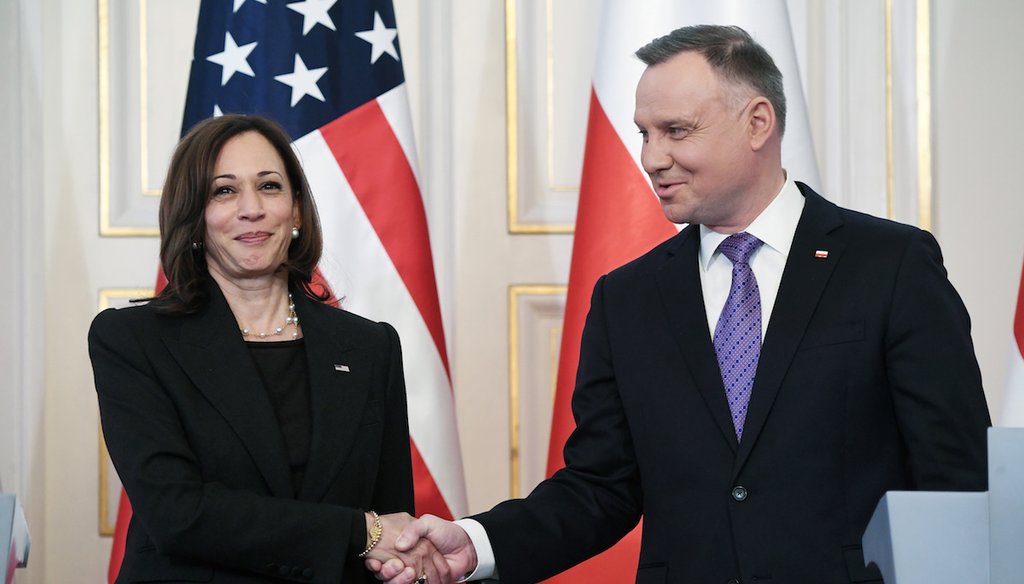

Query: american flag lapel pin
[[814, 250, 829, 259], [334, 364, 350, 373]]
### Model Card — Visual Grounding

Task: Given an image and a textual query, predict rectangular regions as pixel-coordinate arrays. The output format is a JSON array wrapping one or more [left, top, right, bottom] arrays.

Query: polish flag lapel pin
[[814, 250, 829, 259]]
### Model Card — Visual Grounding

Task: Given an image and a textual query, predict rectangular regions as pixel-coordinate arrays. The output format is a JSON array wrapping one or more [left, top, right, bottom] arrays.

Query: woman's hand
[[363, 512, 452, 584]]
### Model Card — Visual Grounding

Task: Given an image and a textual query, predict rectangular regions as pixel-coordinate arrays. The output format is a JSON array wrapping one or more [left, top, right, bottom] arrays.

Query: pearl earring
[[291, 227, 300, 240]]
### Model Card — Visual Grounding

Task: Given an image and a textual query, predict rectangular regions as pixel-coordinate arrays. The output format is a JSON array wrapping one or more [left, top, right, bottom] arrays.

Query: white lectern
[[0, 495, 30, 584], [862, 427, 1024, 583]]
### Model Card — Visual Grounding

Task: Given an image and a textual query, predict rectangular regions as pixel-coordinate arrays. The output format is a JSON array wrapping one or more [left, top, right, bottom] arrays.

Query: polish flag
[[543, 1, 819, 581], [1000, 260, 1024, 426]]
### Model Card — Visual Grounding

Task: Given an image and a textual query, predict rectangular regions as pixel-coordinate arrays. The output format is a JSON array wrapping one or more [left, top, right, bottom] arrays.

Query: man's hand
[[365, 514, 478, 584], [363, 512, 451, 584]]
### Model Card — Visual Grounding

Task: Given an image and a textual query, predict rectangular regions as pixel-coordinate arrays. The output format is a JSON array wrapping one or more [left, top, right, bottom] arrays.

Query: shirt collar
[[698, 173, 805, 271]]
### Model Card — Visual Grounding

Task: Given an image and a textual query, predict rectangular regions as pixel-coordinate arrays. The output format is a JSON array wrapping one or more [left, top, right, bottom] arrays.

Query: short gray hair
[[636, 25, 787, 136]]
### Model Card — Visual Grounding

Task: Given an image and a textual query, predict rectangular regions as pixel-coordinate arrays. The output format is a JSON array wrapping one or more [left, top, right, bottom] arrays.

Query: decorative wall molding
[[98, 0, 197, 236], [809, 0, 929, 228], [96, 288, 153, 536], [507, 285, 566, 497], [504, 0, 599, 234]]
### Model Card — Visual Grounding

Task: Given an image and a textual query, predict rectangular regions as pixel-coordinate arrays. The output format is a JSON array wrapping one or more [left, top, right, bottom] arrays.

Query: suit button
[[278, 565, 291, 577], [302, 568, 314, 580], [291, 566, 303, 577], [731, 486, 748, 501]]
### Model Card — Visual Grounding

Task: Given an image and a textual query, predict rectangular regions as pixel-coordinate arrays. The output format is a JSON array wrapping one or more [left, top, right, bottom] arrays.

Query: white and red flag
[[108, 2, 466, 581], [1000, 260, 1024, 426], [544, 1, 819, 581]]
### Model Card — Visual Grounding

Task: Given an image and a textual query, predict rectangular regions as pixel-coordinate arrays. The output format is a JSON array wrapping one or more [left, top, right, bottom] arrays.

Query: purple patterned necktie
[[713, 232, 764, 441]]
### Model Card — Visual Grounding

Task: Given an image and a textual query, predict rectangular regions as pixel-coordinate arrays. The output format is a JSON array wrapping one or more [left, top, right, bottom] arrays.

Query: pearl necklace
[[240, 293, 300, 340]]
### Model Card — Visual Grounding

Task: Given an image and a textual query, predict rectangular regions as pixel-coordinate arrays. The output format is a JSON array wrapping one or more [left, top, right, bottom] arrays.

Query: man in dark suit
[[372, 25, 990, 584]]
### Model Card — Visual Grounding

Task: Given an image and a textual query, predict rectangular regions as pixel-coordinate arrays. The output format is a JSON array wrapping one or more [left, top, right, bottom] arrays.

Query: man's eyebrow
[[657, 116, 690, 127], [635, 116, 691, 129]]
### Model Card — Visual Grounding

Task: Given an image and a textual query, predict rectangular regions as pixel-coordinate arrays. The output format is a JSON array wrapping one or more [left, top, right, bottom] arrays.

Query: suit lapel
[[293, 293, 372, 502], [163, 284, 294, 498], [656, 227, 739, 451], [734, 184, 845, 473]]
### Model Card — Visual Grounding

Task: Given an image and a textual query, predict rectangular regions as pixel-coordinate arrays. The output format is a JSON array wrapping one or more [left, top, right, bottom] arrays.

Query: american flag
[[108, 1, 466, 580], [183, 0, 466, 520]]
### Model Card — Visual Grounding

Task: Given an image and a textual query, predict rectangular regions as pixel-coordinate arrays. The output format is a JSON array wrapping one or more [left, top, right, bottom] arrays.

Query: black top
[[90, 279, 414, 583], [247, 338, 311, 495]]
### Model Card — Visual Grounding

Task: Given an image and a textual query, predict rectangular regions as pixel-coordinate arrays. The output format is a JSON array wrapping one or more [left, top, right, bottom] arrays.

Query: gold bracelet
[[358, 510, 383, 558]]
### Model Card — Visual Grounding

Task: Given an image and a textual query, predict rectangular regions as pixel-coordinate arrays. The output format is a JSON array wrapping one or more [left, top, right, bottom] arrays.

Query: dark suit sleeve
[[474, 276, 642, 584], [89, 309, 393, 583], [885, 230, 990, 490], [372, 322, 416, 514]]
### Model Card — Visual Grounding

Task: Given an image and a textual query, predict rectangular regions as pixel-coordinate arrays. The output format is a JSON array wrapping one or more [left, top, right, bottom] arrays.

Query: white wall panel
[[0, 0, 46, 582], [932, 0, 1024, 418]]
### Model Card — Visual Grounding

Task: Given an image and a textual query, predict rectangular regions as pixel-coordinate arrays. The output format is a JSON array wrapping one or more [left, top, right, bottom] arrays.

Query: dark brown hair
[[155, 114, 324, 314], [636, 25, 787, 136]]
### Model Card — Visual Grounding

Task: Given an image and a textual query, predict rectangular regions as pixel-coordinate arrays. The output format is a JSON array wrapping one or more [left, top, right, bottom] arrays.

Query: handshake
[[363, 513, 480, 584]]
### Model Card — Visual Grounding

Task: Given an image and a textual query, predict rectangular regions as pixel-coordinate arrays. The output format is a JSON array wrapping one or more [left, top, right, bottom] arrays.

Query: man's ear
[[746, 96, 776, 150]]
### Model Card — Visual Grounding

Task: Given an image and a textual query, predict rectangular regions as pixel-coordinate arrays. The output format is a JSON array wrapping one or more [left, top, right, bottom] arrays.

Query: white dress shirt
[[699, 175, 804, 341], [457, 175, 805, 582]]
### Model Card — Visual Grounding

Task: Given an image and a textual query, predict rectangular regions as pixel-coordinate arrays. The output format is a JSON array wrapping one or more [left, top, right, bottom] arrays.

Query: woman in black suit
[[90, 115, 447, 583]]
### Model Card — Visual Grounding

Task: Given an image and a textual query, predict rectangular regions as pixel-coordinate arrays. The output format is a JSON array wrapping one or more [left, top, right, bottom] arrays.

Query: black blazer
[[90, 282, 413, 583], [475, 184, 990, 584]]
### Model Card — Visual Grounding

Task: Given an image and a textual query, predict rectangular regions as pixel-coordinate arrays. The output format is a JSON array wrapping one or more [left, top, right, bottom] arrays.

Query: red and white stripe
[[1000, 261, 1024, 426], [294, 83, 466, 519], [544, 2, 819, 581]]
